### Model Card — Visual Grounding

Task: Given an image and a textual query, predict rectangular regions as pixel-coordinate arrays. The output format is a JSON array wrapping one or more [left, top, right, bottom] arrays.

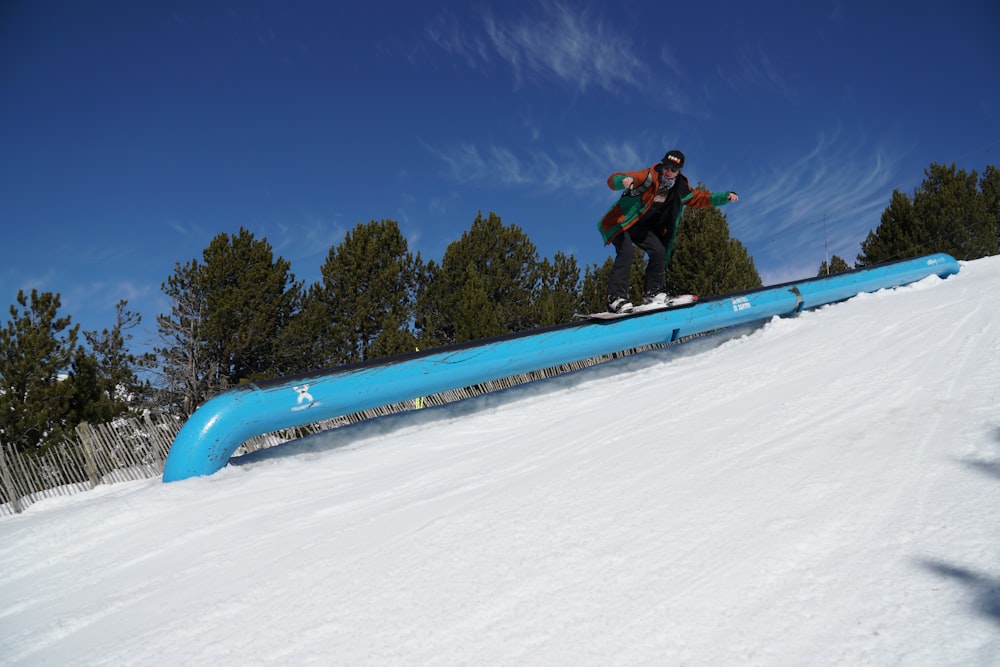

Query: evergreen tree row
[[0, 294, 152, 453], [0, 201, 755, 452], [5, 159, 996, 454], [819, 162, 999, 274], [151, 205, 760, 417]]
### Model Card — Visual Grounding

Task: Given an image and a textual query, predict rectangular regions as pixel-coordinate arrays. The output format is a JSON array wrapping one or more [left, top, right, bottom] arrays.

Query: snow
[[2, 256, 999, 666]]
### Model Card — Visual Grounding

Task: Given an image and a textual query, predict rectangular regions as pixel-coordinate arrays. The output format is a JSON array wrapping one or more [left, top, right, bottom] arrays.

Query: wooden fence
[[0, 414, 177, 515], [0, 341, 679, 516]]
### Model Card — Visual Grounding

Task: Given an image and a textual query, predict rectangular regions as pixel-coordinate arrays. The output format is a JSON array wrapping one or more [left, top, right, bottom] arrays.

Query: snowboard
[[583, 294, 698, 320]]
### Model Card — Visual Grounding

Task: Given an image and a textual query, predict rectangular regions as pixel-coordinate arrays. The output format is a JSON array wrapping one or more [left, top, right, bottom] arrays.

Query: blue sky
[[2, 0, 998, 348]]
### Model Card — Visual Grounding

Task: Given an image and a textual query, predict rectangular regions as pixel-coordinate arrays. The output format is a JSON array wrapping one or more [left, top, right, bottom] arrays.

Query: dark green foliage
[[532, 252, 583, 326], [276, 282, 333, 373], [13, 157, 1000, 443], [311, 219, 420, 365], [155, 228, 301, 415], [818, 255, 853, 276], [916, 163, 999, 259], [0, 290, 79, 453], [416, 212, 551, 345], [580, 258, 613, 315], [449, 269, 505, 343], [858, 163, 999, 265], [857, 190, 920, 266], [667, 200, 762, 296], [200, 228, 302, 384], [980, 165, 1000, 249], [0, 292, 154, 453], [5, 188, 772, 434], [66, 349, 117, 426], [155, 259, 208, 416], [83, 300, 155, 413]]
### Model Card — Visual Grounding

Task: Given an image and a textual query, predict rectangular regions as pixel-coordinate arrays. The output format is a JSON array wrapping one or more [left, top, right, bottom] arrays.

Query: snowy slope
[[2, 256, 999, 666]]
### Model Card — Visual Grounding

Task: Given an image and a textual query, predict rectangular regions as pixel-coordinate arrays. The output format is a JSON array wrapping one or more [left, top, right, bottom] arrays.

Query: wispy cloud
[[424, 10, 491, 71], [426, 1, 659, 98], [482, 2, 644, 94], [574, 139, 647, 176], [164, 218, 208, 241], [717, 43, 800, 105], [731, 129, 903, 281], [421, 2, 696, 195], [423, 141, 563, 188], [423, 136, 658, 199]]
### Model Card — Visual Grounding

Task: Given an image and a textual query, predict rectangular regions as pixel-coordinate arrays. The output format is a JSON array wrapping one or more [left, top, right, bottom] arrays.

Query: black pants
[[607, 225, 667, 300]]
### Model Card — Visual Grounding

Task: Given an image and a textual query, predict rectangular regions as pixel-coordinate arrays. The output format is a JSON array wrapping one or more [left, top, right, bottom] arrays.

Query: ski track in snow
[[1, 257, 999, 666]]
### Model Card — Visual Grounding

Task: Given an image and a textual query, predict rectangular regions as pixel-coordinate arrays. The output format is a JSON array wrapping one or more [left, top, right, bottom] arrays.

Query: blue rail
[[162, 253, 960, 482]]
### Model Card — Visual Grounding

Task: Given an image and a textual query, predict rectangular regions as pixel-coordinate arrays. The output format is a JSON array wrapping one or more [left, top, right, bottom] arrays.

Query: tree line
[[819, 162, 999, 274], [152, 201, 761, 421], [2, 162, 997, 455]]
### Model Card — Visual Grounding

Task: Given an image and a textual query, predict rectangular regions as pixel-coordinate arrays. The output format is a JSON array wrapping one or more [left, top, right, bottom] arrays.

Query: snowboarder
[[598, 149, 739, 313]]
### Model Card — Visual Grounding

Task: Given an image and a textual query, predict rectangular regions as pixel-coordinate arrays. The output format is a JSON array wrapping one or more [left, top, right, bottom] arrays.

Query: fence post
[[0, 444, 23, 514], [76, 422, 101, 489]]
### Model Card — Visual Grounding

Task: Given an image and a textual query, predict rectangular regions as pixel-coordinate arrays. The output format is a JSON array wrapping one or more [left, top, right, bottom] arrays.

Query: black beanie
[[662, 150, 685, 169]]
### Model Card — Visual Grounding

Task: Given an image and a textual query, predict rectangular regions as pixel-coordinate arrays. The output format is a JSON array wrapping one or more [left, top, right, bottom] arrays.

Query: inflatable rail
[[162, 253, 960, 482]]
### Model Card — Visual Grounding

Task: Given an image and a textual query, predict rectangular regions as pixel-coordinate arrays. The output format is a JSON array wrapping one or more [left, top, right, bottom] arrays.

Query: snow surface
[[2, 256, 999, 666]]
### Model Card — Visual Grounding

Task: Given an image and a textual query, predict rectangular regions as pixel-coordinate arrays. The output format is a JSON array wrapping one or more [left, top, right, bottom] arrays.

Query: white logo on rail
[[731, 296, 751, 312], [292, 384, 318, 411]]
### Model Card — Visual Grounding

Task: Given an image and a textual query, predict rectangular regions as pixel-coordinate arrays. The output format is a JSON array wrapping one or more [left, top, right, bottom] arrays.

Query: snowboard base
[[583, 294, 698, 320]]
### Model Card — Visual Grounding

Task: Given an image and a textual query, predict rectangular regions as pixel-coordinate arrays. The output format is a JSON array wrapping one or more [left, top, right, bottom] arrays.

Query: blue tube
[[793, 253, 960, 309], [162, 253, 959, 482]]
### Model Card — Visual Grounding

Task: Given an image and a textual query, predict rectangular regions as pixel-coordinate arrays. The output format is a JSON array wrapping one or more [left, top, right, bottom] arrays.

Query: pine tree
[[155, 259, 210, 416], [312, 219, 420, 365], [667, 199, 762, 296], [416, 212, 542, 345], [979, 165, 1000, 250], [450, 268, 504, 343], [66, 348, 117, 426], [857, 190, 922, 266], [277, 282, 337, 373], [199, 228, 302, 387], [818, 255, 852, 276], [580, 259, 613, 315], [83, 300, 154, 413], [0, 290, 79, 453], [532, 252, 582, 326], [858, 162, 999, 265], [154, 228, 301, 415]]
